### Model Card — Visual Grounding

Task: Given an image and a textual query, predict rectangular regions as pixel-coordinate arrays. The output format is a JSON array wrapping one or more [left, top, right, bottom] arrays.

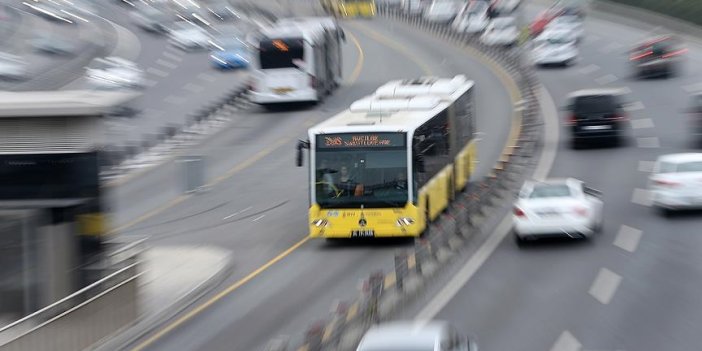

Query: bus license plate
[[351, 230, 375, 238]]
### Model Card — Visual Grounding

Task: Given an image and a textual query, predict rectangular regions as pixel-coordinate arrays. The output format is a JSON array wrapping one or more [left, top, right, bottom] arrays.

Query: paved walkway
[[95, 245, 233, 351]]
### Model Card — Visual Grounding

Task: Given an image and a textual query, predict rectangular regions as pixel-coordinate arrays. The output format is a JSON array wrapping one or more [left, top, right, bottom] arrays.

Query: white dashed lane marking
[[624, 101, 645, 111], [183, 83, 204, 93], [638, 160, 656, 173], [197, 73, 217, 83], [631, 188, 652, 207], [595, 74, 618, 85], [550, 330, 582, 351], [637, 136, 660, 148], [588, 267, 622, 305], [164, 95, 185, 105], [162, 51, 183, 62], [630, 118, 654, 129], [614, 225, 643, 253], [252, 215, 266, 222], [147, 67, 169, 78], [578, 64, 600, 75], [156, 59, 178, 69]]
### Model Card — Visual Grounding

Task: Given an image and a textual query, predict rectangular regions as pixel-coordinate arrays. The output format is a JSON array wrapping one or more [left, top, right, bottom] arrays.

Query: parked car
[[210, 36, 250, 69], [513, 178, 603, 245], [545, 15, 584, 41], [424, 0, 461, 23], [451, 1, 490, 34]]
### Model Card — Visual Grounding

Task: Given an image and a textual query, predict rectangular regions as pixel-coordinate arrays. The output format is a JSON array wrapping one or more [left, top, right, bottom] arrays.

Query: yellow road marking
[[346, 31, 365, 84], [348, 22, 433, 75], [130, 236, 310, 351]]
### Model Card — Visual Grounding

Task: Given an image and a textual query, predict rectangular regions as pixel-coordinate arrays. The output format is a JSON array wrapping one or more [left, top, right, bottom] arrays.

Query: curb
[[92, 249, 235, 351], [268, 7, 545, 351]]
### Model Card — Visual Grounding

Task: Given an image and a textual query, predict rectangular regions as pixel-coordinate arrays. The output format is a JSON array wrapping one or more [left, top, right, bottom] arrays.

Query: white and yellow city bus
[[296, 75, 477, 238]]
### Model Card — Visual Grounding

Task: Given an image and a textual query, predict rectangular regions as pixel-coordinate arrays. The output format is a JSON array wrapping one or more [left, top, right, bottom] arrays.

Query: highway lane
[[408, 2, 702, 351], [112, 5, 516, 351]]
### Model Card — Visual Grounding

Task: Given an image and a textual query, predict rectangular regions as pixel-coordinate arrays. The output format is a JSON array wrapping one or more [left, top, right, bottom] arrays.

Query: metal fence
[[270, 7, 544, 351]]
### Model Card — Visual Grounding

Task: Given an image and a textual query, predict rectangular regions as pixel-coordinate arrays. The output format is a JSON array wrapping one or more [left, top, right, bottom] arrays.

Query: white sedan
[[85, 57, 145, 90], [649, 153, 702, 216], [480, 16, 519, 46], [545, 15, 584, 41], [167, 22, 213, 51], [513, 178, 603, 245], [531, 28, 579, 66], [451, 1, 489, 34]]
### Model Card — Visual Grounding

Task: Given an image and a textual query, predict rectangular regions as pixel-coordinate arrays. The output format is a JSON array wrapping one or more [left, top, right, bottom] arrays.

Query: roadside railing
[[266, 7, 544, 351]]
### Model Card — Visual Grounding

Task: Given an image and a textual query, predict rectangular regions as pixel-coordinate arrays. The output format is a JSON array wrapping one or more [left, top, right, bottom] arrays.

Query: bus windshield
[[314, 134, 408, 208], [258, 38, 304, 69]]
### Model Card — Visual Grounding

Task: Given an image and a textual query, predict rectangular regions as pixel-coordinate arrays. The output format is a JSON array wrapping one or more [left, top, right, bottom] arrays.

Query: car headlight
[[311, 219, 328, 227], [396, 217, 415, 227]]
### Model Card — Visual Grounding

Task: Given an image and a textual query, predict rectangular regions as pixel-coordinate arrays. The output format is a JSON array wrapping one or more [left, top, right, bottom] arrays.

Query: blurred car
[[130, 5, 171, 33], [424, 0, 461, 23], [210, 37, 250, 69], [492, 0, 520, 14], [0, 52, 28, 81], [30, 33, 76, 56], [480, 16, 518, 46], [206, 1, 240, 21], [513, 178, 603, 245], [529, 7, 564, 36], [451, 1, 489, 34], [85, 56, 145, 89], [167, 21, 213, 51], [531, 28, 578, 66], [629, 35, 686, 78], [356, 321, 478, 351], [563, 89, 630, 148], [545, 15, 583, 41], [649, 153, 702, 216]]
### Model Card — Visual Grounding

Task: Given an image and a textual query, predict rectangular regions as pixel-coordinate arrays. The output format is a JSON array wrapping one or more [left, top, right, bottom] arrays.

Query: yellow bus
[[296, 75, 477, 238], [321, 0, 376, 18]]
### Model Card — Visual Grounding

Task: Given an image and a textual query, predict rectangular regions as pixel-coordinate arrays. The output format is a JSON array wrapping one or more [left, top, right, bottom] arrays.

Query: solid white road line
[[147, 67, 170, 78], [595, 74, 618, 85], [223, 206, 252, 220], [631, 188, 652, 207], [415, 86, 559, 321], [630, 118, 654, 129], [156, 58, 179, 69], [577, 64, 600, 75], [588, 267, 622, 305], [638, 160, 656, 173], [624, 101, 645, 112], [614, 225, 643, 253], [637, 136, 660, 148], [549, 330, 582, 351], [252, 215, 266, 222], [183, 83, 204, 93]]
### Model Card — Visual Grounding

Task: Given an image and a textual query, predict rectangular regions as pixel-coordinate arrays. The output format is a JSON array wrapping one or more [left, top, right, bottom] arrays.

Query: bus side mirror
[[296, 139, 309, 167]]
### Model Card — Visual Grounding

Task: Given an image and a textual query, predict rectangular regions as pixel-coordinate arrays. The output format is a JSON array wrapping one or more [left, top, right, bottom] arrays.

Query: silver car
[[356, 321, 478, 351]]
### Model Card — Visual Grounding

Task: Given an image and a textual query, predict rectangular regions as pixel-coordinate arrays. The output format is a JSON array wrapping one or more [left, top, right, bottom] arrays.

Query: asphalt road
[[105, 1, 516, 350], [407, 2, 702, 351]]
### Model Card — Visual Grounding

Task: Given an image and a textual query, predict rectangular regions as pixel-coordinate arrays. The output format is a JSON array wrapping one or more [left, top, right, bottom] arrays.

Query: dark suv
[[564, 89, 629, 148], [629, 36, 685, 78]]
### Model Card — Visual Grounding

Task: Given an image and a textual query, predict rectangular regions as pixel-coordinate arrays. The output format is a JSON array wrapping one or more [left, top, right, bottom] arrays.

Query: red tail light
[[573, 206, 588, 217], [662, 48, 688, 58], [608, 113, 628, 121], [630, 50, 652, 61], [653, 179, 680, 187], [565, 113, 577, 126], [514, 207, 526, 217]]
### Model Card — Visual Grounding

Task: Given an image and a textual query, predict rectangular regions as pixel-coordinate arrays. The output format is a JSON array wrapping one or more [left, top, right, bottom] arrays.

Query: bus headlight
[[396, 217, 415, 226], [311, 219, 329, 227]]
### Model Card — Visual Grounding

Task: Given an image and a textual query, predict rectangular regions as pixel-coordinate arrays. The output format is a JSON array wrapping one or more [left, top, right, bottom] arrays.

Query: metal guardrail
[[267, 6, 544, 351], [0, 252, 141, 350]]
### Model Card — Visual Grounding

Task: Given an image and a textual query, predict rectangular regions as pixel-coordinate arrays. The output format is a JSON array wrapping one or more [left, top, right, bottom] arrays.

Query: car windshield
[[314, 134, 409, 208], [675, 161, 702, 173], [573, 95, 618, 115], [528, 184, 572, 198]]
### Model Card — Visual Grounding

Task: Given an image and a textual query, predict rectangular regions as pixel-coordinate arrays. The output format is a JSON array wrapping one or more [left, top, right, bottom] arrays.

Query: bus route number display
[[318, 133, 405, 148]]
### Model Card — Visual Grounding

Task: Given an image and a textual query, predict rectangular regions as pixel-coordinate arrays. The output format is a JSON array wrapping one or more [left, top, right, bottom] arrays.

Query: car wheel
[[658, 206, 674, 218], [514, 233, 525, 247], [571, 138, 581, 149]]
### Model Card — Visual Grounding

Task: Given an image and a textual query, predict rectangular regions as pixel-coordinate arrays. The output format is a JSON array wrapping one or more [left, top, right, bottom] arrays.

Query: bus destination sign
[[317, 133, 405, 148]]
